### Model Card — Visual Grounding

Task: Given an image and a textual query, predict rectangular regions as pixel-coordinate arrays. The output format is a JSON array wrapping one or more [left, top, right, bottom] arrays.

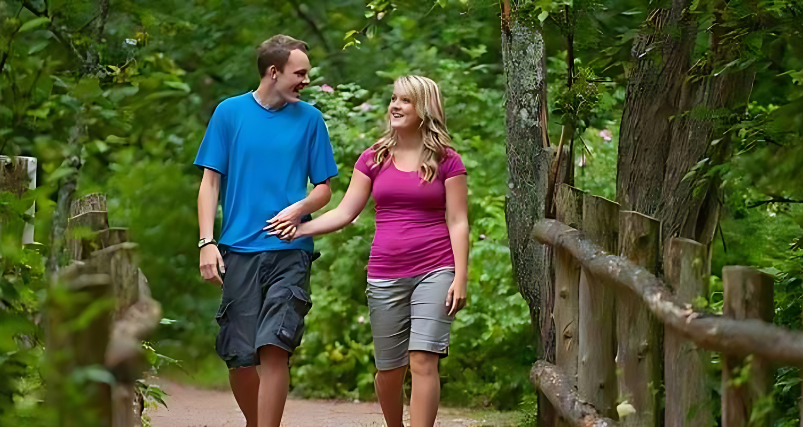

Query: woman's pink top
[[354, 148, 467, 279]]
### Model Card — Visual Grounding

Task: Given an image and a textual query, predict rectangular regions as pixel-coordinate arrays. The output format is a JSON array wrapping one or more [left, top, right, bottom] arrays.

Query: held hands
[[200, 244, 225, 285], [445, 276, 467, 316], [264, 202, 305, 241]]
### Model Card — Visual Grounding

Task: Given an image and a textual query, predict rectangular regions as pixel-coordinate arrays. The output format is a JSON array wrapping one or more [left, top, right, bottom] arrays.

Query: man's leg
[[230, 366, 260, 427], [257, 345, 290, 427], [374, 366, 407, 427], [409, 351, 441, 427]]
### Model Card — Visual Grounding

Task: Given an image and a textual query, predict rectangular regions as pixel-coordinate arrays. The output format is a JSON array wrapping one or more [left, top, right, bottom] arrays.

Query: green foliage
[[2, 0, 802, 422]]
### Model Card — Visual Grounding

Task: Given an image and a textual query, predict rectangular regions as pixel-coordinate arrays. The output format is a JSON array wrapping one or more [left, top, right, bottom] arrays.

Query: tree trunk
[[501, 0, 551, 359], [617, 1, 757, 253], [501, 2, 553, 425]]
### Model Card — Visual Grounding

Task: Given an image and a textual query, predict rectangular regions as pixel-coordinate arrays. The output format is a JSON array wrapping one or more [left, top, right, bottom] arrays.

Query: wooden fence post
[[616, 211, 662, 427], [578, 194, 619, 419], [722, 266, 774, 427], [664, 238, 713, 427], [554, 184, 583, 427], [0, 156, 37, 247], [47, 193, 161, 427]]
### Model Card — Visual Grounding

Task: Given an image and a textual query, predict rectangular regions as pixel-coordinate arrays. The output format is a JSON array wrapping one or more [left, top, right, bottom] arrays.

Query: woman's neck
[[394, 129, 423, 152]]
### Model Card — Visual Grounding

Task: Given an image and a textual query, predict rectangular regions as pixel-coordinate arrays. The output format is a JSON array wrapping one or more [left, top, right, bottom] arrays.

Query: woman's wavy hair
[[370, 75, 453, 182]]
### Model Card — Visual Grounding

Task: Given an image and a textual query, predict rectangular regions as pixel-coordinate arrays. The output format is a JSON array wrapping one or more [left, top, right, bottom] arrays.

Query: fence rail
[[0, 158, 160, 427], [530, 184, 802, 427]]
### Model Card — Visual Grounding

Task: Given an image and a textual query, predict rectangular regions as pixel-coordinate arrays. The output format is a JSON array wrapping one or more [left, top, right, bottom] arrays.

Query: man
[[195, 35, 337, 427]]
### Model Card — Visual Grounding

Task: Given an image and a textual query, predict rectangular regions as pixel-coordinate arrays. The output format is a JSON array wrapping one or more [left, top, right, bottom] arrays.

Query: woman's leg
[[407, 269, 455, 427], [375, 366, 408, 427], [409, 351, 441, 427]]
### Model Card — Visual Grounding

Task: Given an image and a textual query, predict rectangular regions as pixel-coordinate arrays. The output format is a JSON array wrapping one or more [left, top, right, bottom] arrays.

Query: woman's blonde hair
[[370, 75, 453, 182]]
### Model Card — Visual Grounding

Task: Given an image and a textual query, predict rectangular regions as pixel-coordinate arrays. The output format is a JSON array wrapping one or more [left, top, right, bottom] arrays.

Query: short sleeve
[[194, 103, 230, 175], [441, 150, 467, 180], [354, 149, 378, 181], [308, 113, 339, 185]]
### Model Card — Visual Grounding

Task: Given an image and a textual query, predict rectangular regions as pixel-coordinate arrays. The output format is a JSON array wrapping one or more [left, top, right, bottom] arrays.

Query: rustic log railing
[[530, 183, 800, 427], [0, 161, 160, 427], [52, 192, 162, 427]]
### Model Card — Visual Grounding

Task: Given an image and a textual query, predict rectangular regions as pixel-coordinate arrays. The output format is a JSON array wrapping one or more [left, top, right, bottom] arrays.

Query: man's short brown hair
[[257, 35, 309, 77]]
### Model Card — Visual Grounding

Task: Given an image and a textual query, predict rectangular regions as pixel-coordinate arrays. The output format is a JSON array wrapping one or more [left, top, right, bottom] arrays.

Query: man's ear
[[269, 65, 277, 79]]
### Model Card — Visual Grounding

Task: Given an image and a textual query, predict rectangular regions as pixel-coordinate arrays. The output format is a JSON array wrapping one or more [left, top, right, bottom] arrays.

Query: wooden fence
[[0, 156, 160, 427], [530, 183, 802, 427]]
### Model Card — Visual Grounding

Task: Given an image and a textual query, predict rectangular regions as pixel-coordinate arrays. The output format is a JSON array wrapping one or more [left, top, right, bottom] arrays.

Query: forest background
[[1, 0, 801, 425]]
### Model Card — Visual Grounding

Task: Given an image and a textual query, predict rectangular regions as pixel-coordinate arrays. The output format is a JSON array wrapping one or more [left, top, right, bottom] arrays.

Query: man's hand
[[264, 201, 305, 240], [445, 276, 467, 316], [200, 245, 225, 285]]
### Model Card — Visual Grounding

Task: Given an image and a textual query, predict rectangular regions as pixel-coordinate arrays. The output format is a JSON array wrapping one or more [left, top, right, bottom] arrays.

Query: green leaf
[[164, 81, 191, 92], [538, 11, 549, 22], [73, 77, 103, 102], [18, 17, 51, 33], [438, 0, 448, 8]]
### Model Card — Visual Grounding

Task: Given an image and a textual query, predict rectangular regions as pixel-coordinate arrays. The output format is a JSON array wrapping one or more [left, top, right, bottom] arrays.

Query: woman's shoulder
[[439, 148, 464, 166], [358, 147, 378, 165], [439, 148, 467, 178], [441, 148, 460, 161]]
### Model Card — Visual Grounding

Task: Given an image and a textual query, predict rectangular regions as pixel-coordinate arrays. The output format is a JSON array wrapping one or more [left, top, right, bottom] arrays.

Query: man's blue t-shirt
[[194, 93, 338, 253]]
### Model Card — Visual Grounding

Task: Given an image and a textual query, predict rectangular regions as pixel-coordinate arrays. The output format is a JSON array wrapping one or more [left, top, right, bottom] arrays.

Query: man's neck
[[254, 83, 286, 111]]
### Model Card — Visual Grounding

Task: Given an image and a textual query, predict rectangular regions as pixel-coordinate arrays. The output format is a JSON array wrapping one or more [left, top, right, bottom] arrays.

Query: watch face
[[198, 239, 206, 248]]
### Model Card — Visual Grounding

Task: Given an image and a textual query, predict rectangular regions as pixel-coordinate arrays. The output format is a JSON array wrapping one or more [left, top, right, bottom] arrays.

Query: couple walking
[[195, 34, 469, 427]]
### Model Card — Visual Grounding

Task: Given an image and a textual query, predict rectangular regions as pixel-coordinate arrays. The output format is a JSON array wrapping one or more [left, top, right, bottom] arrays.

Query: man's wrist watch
[[198, 238, 217, 249]]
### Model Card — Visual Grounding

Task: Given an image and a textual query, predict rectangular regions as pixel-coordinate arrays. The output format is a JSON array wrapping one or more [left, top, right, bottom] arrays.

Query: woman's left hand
[[446, 277, 467, 316]]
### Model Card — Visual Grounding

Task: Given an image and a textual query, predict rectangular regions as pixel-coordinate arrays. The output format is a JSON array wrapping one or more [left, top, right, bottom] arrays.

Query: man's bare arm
[[198, 169, 225, 285]]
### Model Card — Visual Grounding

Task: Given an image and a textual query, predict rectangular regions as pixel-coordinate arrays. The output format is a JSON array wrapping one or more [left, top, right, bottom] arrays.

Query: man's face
[[273, 49, 311, 104]]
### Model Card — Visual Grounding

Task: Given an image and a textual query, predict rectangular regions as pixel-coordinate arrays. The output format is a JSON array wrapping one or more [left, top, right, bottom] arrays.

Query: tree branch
[[292, 3, 332, 53]]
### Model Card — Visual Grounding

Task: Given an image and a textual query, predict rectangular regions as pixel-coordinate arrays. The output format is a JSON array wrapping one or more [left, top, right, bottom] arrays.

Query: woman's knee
[[409, 351, 439, 377]]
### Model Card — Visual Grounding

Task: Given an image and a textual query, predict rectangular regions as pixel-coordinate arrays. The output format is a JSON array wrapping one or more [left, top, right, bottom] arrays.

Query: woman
[[268, 75, 468, 427]]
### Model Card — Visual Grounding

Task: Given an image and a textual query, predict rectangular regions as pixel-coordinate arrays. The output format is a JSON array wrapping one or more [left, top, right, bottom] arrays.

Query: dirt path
[[147, 382, 488, 427]]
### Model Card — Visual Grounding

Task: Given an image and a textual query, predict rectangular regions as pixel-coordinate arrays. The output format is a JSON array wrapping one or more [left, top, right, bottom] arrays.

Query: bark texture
[[617, 1, 758, 252], [501, 3, 554, 424], [501, 1, 551, 359], [533, 219, 803, 364]]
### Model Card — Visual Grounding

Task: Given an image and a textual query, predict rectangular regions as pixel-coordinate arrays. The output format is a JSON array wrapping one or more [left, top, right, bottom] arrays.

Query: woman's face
[[388, 82, 421, 132]]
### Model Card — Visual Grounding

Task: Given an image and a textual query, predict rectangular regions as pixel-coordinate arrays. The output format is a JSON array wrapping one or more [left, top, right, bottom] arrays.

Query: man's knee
[[258, 344, 290, 367]]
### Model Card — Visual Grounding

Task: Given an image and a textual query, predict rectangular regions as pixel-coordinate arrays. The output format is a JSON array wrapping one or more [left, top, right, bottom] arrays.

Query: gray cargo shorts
[[366, 268, 455, 371], [215, 249, 313, 369]]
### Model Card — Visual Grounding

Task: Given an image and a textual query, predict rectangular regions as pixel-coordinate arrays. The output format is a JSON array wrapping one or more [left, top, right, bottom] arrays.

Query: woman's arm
[[444, 174, 469, 316], [266, 179, 332, 239], [269, 169, 373, 239]]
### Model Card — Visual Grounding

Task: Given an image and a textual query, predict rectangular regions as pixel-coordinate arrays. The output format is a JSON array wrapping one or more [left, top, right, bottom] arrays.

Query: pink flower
[[321, 84, 334, 94], [599, 129, 613, 141]]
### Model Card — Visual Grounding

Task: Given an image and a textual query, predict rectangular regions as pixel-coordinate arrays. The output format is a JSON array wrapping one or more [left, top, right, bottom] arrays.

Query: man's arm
[[199, 168, 226, 285], [266, 179, 332, 239]]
